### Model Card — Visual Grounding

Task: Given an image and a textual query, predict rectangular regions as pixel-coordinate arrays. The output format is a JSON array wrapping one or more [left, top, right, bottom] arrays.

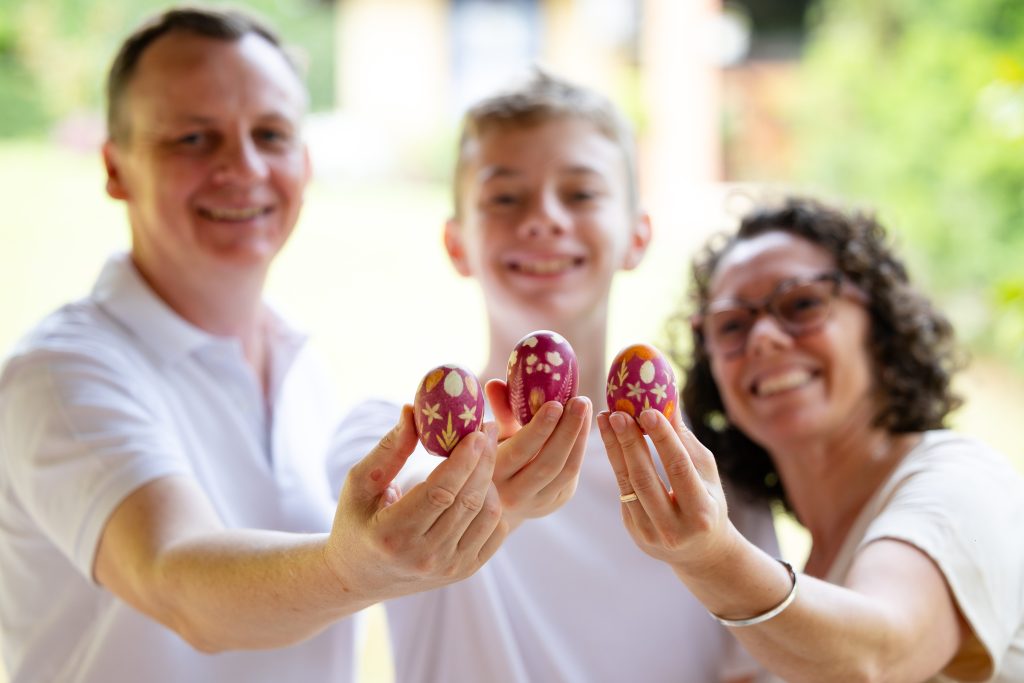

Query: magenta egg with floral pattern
[[413, 364, 485, 457], [506, 330, 579, 425], [606, 343, 677, 421]]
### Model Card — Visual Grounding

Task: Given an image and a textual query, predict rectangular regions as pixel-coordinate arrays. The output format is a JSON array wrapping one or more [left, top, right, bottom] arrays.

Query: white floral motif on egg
[[639, 360, 656, 384], [546, 351, 564, 367], [444, 370, 465, 397], [523, 336, 538, 348], [508, 349, 518, 368]]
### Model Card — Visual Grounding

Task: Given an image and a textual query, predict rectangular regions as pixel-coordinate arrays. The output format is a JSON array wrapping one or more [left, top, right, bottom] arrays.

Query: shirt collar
[[91, 253, 307, 367]]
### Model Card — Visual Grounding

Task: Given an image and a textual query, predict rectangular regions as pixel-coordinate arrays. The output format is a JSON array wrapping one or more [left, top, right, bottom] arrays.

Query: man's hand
[[325, 405, 508, 602]]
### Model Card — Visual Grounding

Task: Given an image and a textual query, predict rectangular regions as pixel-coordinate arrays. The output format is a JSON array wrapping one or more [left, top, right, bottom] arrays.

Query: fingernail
[[609, 412, 627, 433], [543, 402, 562, 422], [640, 411, 658, 431], [570, 397, 589, 417]]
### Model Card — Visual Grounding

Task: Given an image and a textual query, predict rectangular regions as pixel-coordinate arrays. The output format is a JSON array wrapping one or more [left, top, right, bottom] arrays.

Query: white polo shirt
[[0, 254, 358, 683], [331, 399, 780, 683]]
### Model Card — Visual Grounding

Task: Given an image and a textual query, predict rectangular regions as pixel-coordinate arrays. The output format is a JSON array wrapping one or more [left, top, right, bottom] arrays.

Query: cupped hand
[[484, 379, 591, 527], [325, 405, 508, 603], [596, 407, 735, 571]]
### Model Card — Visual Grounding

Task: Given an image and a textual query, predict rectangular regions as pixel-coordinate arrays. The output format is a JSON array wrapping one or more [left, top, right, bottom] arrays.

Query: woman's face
[[704, 231, 876, 451]]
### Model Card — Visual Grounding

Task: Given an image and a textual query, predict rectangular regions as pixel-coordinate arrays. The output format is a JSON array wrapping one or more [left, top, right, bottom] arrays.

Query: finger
[[387, 425, 487, 534], [673, 417, 722, 486], [484, 379, 519, 440], [455, 481, 504, 558], [605, 411, 662, 534], [638, 409, 711, 507], [533, 396, 591, 499], [345, 405, 418, 505], [426, 422, 500, 547], [596, 411, 633, 499], [493, 400, 563, 481]]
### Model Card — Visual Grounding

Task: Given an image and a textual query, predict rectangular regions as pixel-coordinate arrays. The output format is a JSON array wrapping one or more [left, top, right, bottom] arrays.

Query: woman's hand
[[596, 407, 737, 572]]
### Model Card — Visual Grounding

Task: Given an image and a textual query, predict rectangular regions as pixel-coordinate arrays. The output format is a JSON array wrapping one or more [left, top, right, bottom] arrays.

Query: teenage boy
[[334, 71, 779, 682]]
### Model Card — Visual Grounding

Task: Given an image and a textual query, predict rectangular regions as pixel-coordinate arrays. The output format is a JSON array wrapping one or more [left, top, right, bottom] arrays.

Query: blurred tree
[[0, 0, 335, 139], [794, 0, 1024, 365]]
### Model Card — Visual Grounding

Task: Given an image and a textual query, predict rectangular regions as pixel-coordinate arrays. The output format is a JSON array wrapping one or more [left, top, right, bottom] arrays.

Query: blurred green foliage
[[795, 0, 1024, 366], [0, 0, 335, 139]]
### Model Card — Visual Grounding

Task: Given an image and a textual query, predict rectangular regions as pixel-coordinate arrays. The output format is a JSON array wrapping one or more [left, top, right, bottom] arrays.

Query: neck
[[773, 425, 921, 576], [131, 254, 270, 387], [481, 308, 610, 406]]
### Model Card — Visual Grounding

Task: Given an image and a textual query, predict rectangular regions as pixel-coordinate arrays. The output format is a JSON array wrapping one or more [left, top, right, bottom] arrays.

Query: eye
[[778, 285, 830, 323], [255, 127, 292, 148], [708, 309, 751, 338], [486, 193, 521, 208], [175, 132, 208, 147]]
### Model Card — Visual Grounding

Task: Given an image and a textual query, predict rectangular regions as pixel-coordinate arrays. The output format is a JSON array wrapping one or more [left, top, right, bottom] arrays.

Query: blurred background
[[1, 0, 1022, 681]]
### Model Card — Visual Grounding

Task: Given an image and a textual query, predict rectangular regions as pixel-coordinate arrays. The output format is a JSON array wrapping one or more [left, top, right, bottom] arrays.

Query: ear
[[621, 211, 652, 271], [443, 217, 473, 277], [102, 140, 129, 201], [302, 143, 313, 184]]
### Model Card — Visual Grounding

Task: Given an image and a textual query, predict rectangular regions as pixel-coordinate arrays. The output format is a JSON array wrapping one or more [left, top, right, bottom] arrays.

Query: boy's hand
[[483, 380, 591, 528]]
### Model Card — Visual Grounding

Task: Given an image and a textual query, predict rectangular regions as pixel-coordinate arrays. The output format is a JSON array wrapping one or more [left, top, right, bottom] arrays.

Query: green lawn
[[1, 141, 1022, 682]]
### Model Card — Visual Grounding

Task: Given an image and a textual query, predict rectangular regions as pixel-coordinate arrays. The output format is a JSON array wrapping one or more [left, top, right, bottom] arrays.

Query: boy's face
[[447, 118, 649, 325]]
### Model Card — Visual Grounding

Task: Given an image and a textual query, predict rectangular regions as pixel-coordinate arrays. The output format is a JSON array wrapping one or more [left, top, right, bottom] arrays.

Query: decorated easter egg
[[506, 330, 579, 425], [606, 343, 677, 420], [413, 364, 485, 457]]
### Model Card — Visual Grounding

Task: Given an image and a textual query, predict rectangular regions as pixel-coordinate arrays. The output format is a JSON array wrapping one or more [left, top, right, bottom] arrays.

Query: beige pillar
[[641, 0, 722, 202]]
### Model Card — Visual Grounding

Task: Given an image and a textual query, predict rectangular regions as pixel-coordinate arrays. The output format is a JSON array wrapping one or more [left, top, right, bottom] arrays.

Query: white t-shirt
[[331, 399, 780, 683], [0, 255, 358, 683], [825, 430, 1024, 682]]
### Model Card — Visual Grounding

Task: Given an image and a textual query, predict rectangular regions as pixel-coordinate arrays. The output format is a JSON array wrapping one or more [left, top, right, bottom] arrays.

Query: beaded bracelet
[[710, 559, 798, 628]]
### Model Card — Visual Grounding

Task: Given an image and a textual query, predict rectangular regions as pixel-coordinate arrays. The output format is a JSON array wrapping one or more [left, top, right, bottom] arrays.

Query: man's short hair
[[105, 6, 299, 144], [453, 69, 639, 217]]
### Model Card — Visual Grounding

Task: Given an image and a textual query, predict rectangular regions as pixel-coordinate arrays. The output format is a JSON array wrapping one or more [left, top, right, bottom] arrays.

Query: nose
[[744, 312, 793, 357], [212, 135, 268, 184], [517, 192, 569, 239]]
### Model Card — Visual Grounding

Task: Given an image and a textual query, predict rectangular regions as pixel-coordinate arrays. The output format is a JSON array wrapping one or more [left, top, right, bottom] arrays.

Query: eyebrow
[[478, 164, 606, 183]]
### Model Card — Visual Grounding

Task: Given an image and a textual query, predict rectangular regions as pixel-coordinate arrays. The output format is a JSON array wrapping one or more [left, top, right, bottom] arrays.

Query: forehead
[[709, 231, 837, 298], [463, 118, 626, 183], [125, 31, 307, 124]]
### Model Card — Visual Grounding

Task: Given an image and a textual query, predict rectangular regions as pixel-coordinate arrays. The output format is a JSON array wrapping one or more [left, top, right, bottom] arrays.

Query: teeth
[[512, 257, 580, 275], [756, 369, 813, 396], [202, 206, 267, 221]]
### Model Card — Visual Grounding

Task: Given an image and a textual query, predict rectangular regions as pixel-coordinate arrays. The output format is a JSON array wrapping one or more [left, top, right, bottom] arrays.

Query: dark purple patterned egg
[[606, 343, 677, 421], [413, 364, 485, 457], [506, 330, 579, 425]]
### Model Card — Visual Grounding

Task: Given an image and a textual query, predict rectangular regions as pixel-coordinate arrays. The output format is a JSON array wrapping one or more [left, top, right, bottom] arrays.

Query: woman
[[598, 197, 1024, 682]]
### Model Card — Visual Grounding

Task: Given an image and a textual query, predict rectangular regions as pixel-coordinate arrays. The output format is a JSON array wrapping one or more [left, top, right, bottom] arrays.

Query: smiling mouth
[[198, 206, 272, 222], [507, 256, 585, 275], [752, 368, 816, 397]]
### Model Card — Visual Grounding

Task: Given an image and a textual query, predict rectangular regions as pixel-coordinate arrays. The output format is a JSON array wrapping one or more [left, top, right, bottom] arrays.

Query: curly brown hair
[[667, 197, 964, 508]]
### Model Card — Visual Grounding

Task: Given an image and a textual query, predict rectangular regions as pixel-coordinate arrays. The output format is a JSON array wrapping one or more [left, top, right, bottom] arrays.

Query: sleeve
[[860, 438, 1024, 676], [325, 398, 433, 495], [0, 347, 192, 581]]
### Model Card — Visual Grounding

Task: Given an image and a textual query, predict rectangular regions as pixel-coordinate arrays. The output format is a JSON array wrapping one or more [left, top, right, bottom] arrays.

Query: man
[[334, 71, 780, 682], [0, 9, 587, 682]]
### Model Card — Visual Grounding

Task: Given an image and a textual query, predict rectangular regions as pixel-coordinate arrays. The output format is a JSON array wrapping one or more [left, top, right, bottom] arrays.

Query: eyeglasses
[[692, 271, 867, 358]]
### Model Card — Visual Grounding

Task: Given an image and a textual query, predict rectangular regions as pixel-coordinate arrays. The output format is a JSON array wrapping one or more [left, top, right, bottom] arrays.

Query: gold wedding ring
[[619, 492, 639, 503]]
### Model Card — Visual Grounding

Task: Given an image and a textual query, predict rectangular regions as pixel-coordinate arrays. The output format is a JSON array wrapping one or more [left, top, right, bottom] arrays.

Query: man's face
[[447, 118, 649, 327], [104, 31, 310, 287]]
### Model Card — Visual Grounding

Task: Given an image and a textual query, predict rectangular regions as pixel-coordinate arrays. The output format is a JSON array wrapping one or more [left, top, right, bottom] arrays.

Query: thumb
[[484, 378, 520, 441], [347, 404, 419, 503]]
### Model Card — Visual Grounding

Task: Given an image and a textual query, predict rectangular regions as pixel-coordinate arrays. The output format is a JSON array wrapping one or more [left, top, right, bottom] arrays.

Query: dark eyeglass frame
[[691, 271, 868, 358]]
